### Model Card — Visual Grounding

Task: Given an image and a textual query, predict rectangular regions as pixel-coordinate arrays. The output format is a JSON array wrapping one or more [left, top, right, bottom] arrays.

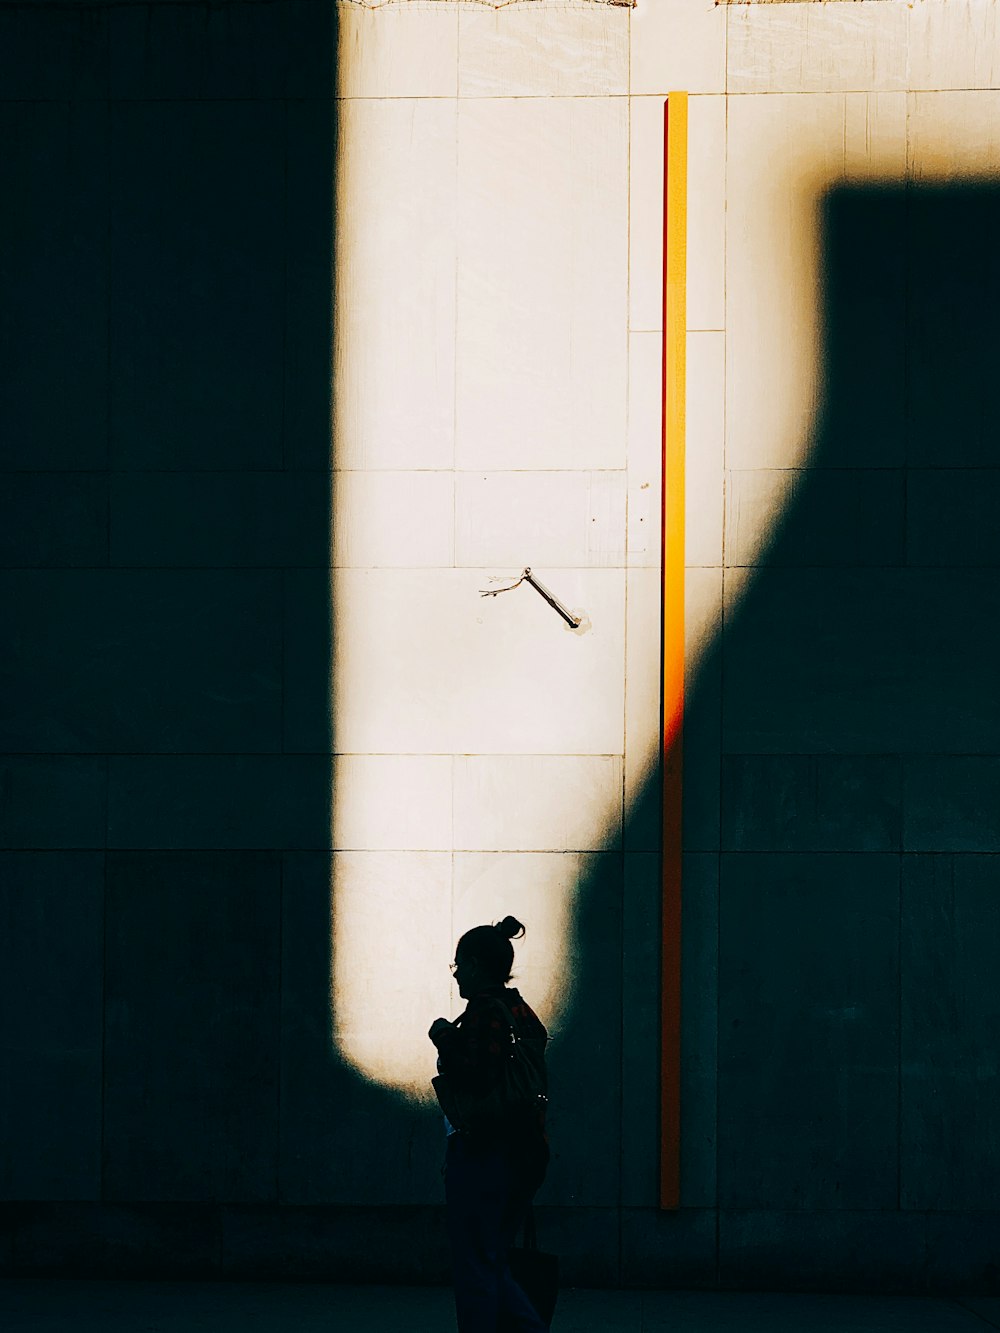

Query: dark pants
[[444, 1131, 548, 1333]]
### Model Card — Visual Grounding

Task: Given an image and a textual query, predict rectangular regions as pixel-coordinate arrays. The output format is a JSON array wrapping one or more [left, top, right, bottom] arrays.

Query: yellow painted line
[[660, 91, 687, 1213]]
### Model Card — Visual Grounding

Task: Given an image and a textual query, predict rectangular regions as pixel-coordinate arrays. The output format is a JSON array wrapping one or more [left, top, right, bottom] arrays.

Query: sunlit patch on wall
[[327, 28, 630, 1102], [720, 1, 896, 5]]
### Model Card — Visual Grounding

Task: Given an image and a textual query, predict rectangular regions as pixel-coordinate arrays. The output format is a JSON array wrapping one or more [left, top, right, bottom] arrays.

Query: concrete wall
[[0, 0, 346, 1274], [3, 0, 1000, 1295]]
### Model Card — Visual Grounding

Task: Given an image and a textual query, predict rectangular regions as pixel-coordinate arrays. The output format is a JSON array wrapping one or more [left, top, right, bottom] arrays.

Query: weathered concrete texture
[[722, 568, 1000, 756], [220, 1205, 452, 1284], [106, 572, 283, 753], [0, 0, 326, 1251], [110, 474, 331, 570], [283, 98, 338, 469], [719, 1210, 928, 1296], [0, 1282, 993, 1333], [532, 1209, 621, 1289], [109, 2, 290, 101], [107, 1, 334, 102], [722, 755, 903, 853], [727, 4, 908, 93], [817, 191, 908, 470], [0, 758, 106, 849], [2, 1277, 988, 1333], [619, 1209, 719, 1290], [925, 1212, 1000, 1295], [907, 469, 1000, 568], [0, 853, 104, 1200], [541, 854, 624, 1208], [278, 851, 446, 1206], [725, 470, 906, 570], [7, 1209, 1000, 1298], [0, 474, 107, 569], [107, 756, 332, 850], [7, 1204, 220, 1280], [901, 856, 1000, 1211], [0, 8, 108, 101], [682, 571, 724, 854], [282, 571, 335, 755], [103, 853, 282, 1203], [0, 572, 114, 752], [0, 572, 282, 754], [621, 854, 661, 1208], [903, 759, 1000, 852], [718, 854, 900, 1211], [906, 189, 1000, 469], [111, 102, 286, 471], [0, 101, 109, 469], [678, 854, 720, 1210]]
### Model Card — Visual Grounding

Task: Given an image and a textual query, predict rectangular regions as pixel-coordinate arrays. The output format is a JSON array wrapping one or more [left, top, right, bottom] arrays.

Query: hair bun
[[494, 915, 525, 940]]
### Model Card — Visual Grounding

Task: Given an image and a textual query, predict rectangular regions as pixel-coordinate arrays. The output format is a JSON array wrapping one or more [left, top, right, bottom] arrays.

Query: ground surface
[[1, 1281, 999, 1332]]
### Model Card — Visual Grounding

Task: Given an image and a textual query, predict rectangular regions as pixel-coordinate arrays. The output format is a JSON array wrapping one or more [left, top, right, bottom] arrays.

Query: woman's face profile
[[452, 949, 487, 1000]]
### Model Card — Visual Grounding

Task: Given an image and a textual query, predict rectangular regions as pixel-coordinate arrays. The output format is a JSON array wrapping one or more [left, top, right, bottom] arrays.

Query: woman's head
[[452, 916, 525, 998]]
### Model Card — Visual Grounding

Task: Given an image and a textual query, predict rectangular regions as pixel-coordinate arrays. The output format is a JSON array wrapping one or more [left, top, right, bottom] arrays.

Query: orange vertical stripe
[[660, 92, 687, 1212]]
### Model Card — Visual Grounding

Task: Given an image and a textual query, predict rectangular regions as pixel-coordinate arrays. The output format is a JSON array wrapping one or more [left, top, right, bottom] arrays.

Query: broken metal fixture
[[480, 567, 582, 629]]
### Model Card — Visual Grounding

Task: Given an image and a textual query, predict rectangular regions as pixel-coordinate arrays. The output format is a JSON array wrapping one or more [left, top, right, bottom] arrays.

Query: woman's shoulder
[[499, 987, 548, 1040]]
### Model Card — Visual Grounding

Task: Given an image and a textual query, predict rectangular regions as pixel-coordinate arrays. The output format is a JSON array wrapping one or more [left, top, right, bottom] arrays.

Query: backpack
[[432, 996, 548, 1148]]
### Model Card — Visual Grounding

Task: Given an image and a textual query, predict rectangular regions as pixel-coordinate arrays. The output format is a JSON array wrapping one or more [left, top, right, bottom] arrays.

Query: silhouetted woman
[[429, 916, 551, 1332]]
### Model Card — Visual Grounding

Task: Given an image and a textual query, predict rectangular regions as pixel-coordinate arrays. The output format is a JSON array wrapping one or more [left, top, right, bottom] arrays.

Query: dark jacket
[[434, 983, 550, 1158]]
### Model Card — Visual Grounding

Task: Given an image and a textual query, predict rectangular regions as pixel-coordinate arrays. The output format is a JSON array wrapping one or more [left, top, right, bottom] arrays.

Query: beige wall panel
[[336, 3, 458, 98], [629, 95, 665, 334], [458, 5, 628, 98], [726, 92, 905, 471], [626, 331, 661, 567], [331, 755, 453, 851], [332, 568, 626, 755], [626, 330, 724, 569], [452, 850, 594, 1030], [455, 470, 627, 569], [331, 850, 453, 1100], [454, 755, 623, 853], [630, 0, 726, 96], [688, 94, 727, 332], [333, 98, 456, 470], [629, 95, 725, 334], [724, 469, 801, 568], [910, 1, 1000, 93], [333, 471, 455, 567], [727, 4, 908, 94], [687, 331, 725, 568], [907, 91, 1000, 181], [455, 98, 628, 470]]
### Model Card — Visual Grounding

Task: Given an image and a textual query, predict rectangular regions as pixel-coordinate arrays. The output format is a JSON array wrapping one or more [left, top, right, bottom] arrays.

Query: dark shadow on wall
[[2, 1, 1000, 1290], [1, 0, 354, 1272], [620, 178, 1000, 1293]]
